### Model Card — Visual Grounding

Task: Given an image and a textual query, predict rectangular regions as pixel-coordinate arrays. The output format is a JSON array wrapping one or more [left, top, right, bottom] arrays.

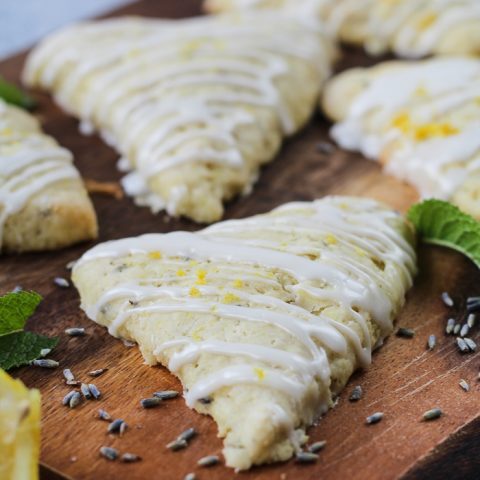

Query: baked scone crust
[[23, 14, 335, 223], [0, 100, 97, 253], [72, 196, 416, 470], [321, 57, 480, 218]]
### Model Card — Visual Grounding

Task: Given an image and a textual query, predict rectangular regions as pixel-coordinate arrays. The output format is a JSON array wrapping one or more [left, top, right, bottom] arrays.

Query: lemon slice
[[0, 369, 40, 480]]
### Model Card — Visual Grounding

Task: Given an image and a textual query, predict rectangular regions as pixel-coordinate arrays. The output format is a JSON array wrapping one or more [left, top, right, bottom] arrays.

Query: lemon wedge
[[0, 369, 40, 480]]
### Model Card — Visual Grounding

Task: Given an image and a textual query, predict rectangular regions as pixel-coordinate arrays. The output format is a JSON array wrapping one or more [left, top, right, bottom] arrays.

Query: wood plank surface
[[1, 1, 479, 479]]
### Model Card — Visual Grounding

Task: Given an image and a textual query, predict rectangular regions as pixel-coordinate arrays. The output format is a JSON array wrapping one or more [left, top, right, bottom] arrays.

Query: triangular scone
[[72, 196, 416, 470], [23, 14, 335, 224], [0, 100, 97, 253], [321, 57, 480, 218], [205, 0, 480, 58]]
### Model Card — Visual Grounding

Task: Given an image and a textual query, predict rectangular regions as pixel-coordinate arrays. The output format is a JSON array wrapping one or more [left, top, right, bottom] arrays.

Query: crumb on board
[[83, 178, 124, 199]]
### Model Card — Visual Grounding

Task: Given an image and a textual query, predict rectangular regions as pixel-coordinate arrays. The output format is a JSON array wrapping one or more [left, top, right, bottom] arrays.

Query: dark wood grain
[[1, 1, 479, 479]]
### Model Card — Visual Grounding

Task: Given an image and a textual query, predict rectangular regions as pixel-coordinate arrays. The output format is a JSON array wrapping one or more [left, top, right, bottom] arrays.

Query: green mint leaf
[[0, 332, 59, 370], [0, 291, 43, 336], [408, 199, 480, 268], [0, 77, 37, 110]]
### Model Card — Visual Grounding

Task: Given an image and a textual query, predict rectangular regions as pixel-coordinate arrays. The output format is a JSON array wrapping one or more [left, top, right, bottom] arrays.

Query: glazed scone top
[[74, 197, 416, 409], [326, 57, 480, 201], [364, 0, 480, 57], [0, 99, 80, 249], [23, 14, 333, 222], [205, 0, 480, 58]]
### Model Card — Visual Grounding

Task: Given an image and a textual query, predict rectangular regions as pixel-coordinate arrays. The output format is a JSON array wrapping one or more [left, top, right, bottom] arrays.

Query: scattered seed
[[308, 440, 327, 453], [198, 396, 213, 404], [69, 392, 82, 409], [167, 439, 188, 451], [121, 453, 141, 463], [12, 285, 23, 293], [467, 300, 480, 313], [62, 391, 77, 406], [466, 296, 480, 310], [441, 292, 454, 307], [80, 383, 92, 400], [98, 409, 112, 421], [295, 451, 319, 464], [464, 338, 477, 351], [423, 408, 442, 421], [197, 455, 220, 467], [427, 334, 436, 350], [65, 327, 86, 337], [54, 277, 70, 288], [140, 397, 162, 409], [467, 313, 476, 328], [63, 369, 75, 383], [460, 324, 470, 338], [100, 446, 118, 461], [445, 318, 455, 335], [349, 385, 363, 401], [32, 359, 59, 368], [316, 141, 335, 155], [108, 419, 126, 434], [66, 380, 80, 386], [366, 412, 384, 425], [123, 340, 136, 348], [457, 337, 470, 353], [39, 348, 51, 357], [153, 390, 179, 400], [89, 384, 101, 399], [396, 327, 414, 338], [88, 368, 108, 377], [178, 427, 197, 442], [459, 379, 470, 392], [184, 474, 197, 480], [453, 324, 461, 335]]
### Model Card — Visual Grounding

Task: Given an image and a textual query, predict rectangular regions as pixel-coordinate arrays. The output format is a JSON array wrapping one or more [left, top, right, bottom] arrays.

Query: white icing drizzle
[[74, 197, 416, 410], [391, 0, 480, 58], [0, 100, 80, 249], [23, 14, 331, 217], [330, 57, 480, 200], [184, 365, 305, 408]]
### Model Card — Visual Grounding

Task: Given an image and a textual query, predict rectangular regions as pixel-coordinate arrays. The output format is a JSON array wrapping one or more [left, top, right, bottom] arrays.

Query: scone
[[321, 57, 480, 218], [72, 196, 416, 470], [23, 14, 335, 224], [205, 0, 480, 58], [0, 99, 97, 253]]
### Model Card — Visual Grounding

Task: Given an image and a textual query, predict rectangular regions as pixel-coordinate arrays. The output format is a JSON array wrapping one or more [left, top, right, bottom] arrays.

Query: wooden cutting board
[[1, 1, 479, 479]]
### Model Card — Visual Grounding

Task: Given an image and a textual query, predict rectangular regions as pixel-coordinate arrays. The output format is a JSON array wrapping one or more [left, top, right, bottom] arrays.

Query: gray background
[[0, 0, 134, 60]]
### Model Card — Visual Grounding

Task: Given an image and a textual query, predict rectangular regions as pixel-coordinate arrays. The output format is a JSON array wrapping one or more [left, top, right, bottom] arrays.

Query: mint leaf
[[408, 199, 480, 268], [0, 332, 59, 370], [0, 291, 43, 335], [0, 291, 42, 336], [0, 77, 37, 110]]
